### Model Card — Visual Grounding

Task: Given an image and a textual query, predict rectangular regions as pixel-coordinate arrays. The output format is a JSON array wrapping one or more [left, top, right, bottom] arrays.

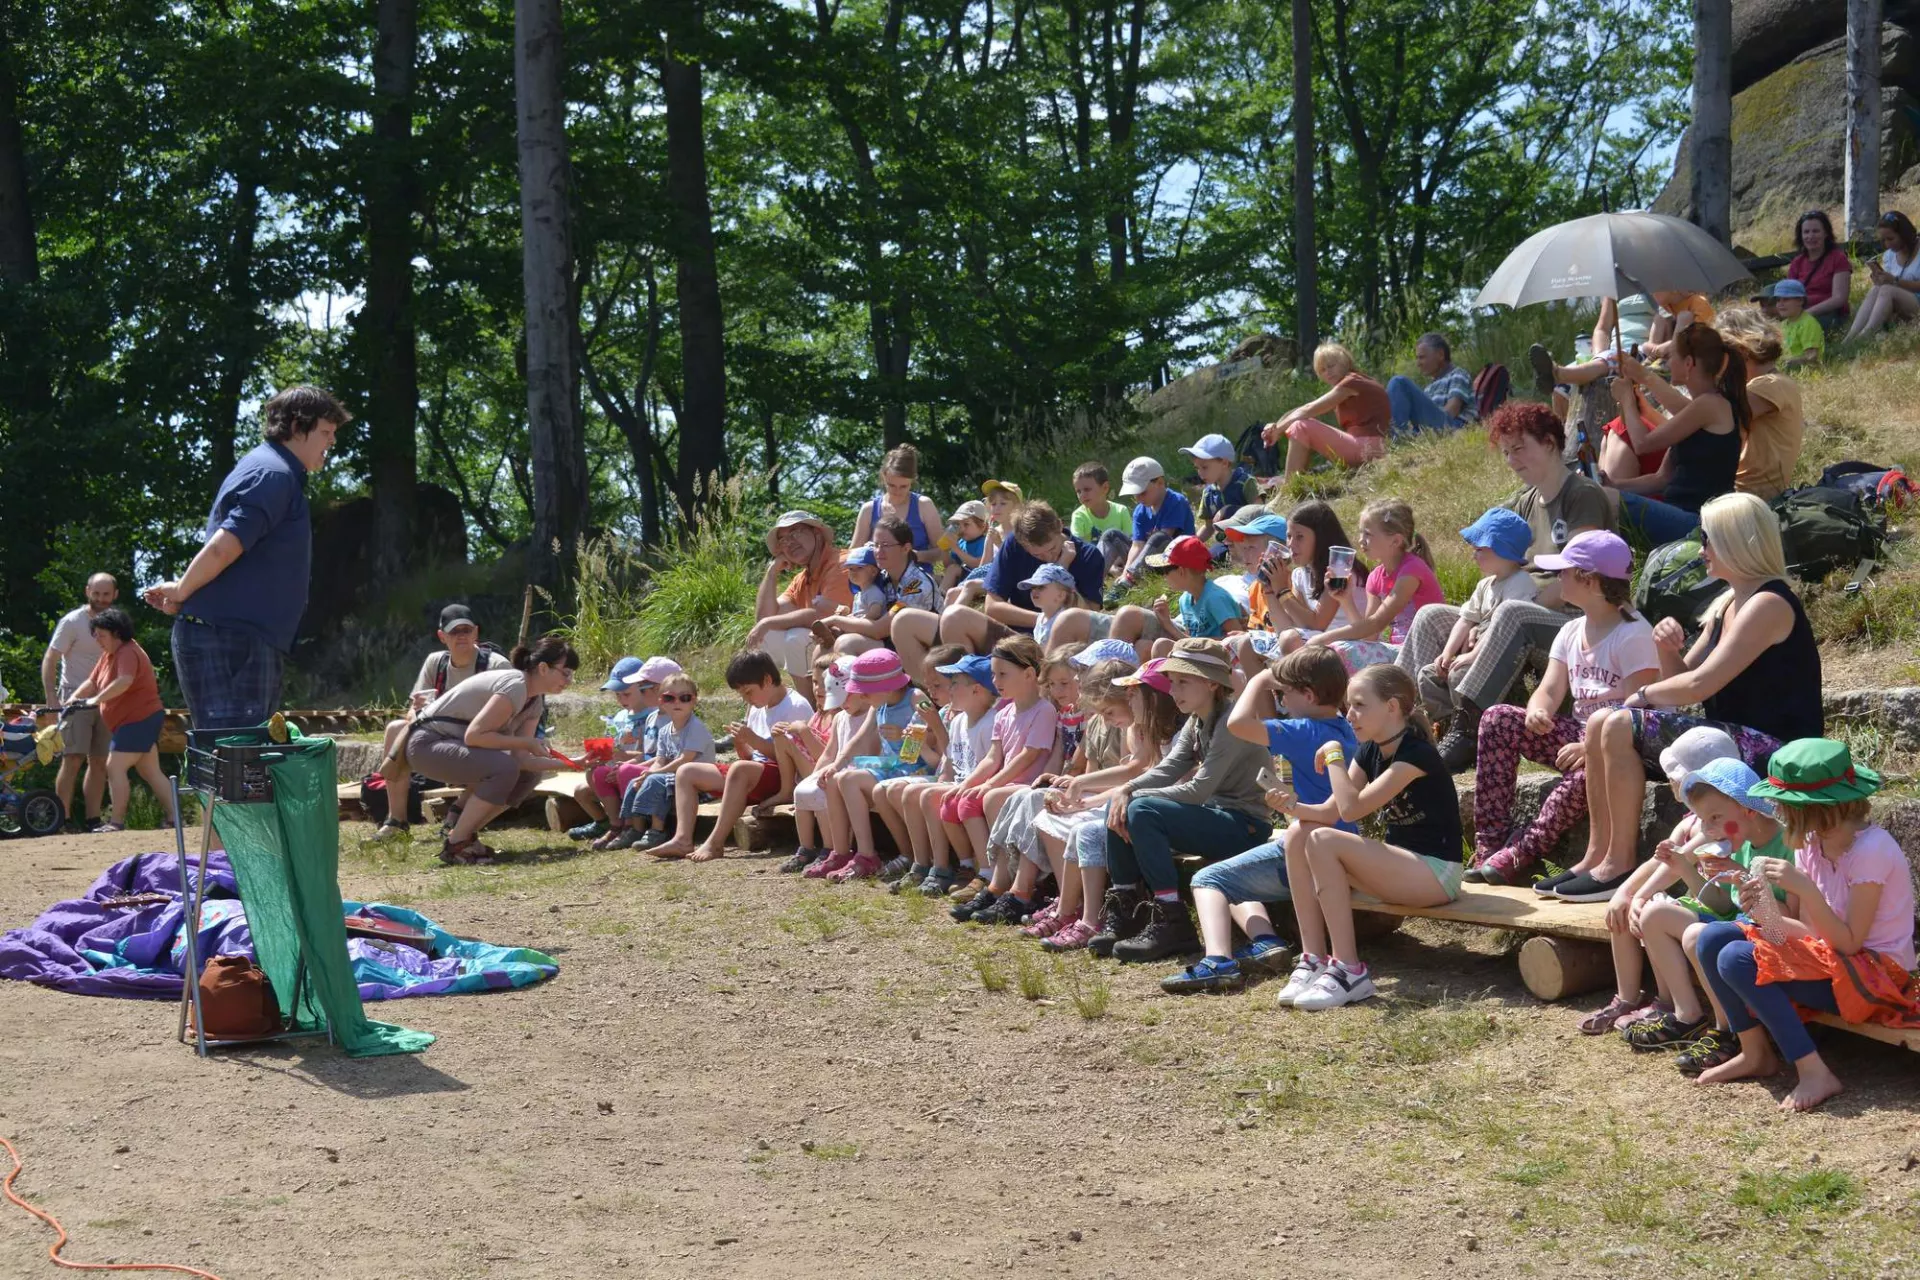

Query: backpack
[[1234, 420, 1283, 479], [1633, 536, 1723, 634], [432, 643, 503, 696], [360, 771, 429, 825], [1473, 362, 1511, 421], [1818, 460, 1917, 513], [1769, 486, 1885, 582]]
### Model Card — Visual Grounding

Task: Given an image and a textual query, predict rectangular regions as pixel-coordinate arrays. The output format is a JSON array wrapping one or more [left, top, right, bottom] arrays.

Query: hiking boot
[[1087, 886, 1149, 957], [1112, 898, 1202, 964], [1436, 705, 1480, 773]]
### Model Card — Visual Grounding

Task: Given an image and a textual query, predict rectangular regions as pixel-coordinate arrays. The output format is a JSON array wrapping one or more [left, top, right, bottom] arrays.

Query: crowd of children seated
[[548, 429, 1915, 1115]]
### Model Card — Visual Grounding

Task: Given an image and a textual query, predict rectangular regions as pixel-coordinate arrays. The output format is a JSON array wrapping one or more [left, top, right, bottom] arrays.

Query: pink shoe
[[1021, 901, 1065, 937], [805, 850, 855, 879], [827, 852, 882, 883], [1041, 918, 1096, 951]]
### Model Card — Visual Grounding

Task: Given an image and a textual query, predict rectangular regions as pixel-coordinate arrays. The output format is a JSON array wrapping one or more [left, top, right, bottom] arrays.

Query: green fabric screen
[[209, 731, 434, 1057]]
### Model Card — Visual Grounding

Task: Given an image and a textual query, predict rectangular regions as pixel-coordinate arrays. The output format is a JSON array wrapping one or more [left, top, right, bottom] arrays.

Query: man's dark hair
[[87, 607, 136, 644], [262, 385, 350, 443], [1012, 500, 1064, 547], [1416, 332, 1451, 361], [726, 649, 782, 690]]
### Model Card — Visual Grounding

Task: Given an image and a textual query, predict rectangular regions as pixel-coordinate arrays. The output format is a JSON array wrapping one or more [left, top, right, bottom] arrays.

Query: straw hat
[[765, 510, 835, 556]]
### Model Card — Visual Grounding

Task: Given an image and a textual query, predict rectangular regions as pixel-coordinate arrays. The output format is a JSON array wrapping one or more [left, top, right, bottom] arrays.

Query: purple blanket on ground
[[1, 851, 558, 1002]]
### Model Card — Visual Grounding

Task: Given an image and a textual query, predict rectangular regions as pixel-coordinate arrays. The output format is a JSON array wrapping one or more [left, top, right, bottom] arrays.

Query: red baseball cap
[[1145, 535, 1212, 573]]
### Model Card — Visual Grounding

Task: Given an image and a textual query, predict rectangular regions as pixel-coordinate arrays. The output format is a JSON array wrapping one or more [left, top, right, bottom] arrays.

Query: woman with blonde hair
[[1716, 306, 1806, 501], [1259, 343, 1392, 481], [850, 442, 946, 565], [1546, 492, 1824, 902]]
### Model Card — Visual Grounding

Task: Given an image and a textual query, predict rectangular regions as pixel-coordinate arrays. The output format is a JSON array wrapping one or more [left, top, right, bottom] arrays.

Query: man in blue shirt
[[146, 386, 348, 730], [1386, 332, 1476, 435]]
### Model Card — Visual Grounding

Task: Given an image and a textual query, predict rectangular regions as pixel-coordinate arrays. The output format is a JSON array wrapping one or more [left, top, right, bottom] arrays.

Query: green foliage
[[1731, 1170, 1861, 1218]]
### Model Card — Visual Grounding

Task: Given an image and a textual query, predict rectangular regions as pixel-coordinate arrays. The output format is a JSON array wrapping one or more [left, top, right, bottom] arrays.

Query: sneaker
[[950, 889, 999, 922], [879, 855, 914, 882], [890, 865, 930, 894], [567, 819, 608, 842], [1160, 955, 1246, 995], [1473, 847, 1534, 888], [1675, 1027, 1739, 1077], [918, 868, 956, 897], [367, 821, 411, 844], [1551, 869, 1634, 903], [1021, 901, 1065, 937], [1111, 899, 1201, 964], [1621, 1010, 1710, 1051], [1531, 869, 1579, 898], [634, 830, 670, 852], [1291, 963, 1376, 1011], [1232, 935, 1291, 976], [805, 850, 855, 879], [93, 821, 126, 834], [779, 846, 824, 874], [827, 852, 883, 883], [972, 894, 1034, 926], [1041, 918, 1097, 951], [1274, 957, 1326, 1006], [947, 873, 985, 901], [591, 827, 629, 851]]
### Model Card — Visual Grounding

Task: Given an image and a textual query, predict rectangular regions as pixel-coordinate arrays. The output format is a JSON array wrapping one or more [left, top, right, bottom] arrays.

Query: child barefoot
[[1312, 500, 1443, 670], [948, 636, 1060, 925], [1161, 647, 1357, 993], [1694, 739, 1917, 1112], [611, 673, 718, 851], [1281, 664, 1463, 1010]]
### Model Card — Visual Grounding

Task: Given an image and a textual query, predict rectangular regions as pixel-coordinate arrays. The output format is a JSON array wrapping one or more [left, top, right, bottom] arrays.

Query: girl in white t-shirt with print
[[1466, 532, 1659, 888]]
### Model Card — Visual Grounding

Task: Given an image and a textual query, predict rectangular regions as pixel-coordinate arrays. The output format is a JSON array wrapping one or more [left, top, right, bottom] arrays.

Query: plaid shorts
[[172, 617, 286, 732]]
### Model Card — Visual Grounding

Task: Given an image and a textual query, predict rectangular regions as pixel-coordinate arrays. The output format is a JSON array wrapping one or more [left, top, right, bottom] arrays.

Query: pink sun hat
[[847, 648, 912, 695], [1113, 657, 1173, 695]]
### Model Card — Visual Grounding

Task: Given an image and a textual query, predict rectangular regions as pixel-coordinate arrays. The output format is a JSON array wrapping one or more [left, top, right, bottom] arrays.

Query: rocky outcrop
[[1824, 686, 1920, 751]]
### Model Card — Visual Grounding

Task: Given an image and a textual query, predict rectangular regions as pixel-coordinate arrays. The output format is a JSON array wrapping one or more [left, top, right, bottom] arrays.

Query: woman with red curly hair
[[1392, 401, 1616, 770]]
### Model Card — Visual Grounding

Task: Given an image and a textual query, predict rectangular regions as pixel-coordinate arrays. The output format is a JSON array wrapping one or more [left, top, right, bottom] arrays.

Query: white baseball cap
[[1178, 433, 1235, 463], [1119, 456, 1165, 497]]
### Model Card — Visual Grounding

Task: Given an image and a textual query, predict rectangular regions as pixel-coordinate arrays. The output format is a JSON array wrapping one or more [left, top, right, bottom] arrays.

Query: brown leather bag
[[198, 955, 280, 1040]]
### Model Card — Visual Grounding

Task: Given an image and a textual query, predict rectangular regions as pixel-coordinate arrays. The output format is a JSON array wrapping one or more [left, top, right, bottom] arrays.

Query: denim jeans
[[1696, 920, 1841, 1062], [1386, 375, 1464, 436], [1191, 839, 1290, 903], [1106, 796, 1273, 893], [1618, 491, 1704, 545]]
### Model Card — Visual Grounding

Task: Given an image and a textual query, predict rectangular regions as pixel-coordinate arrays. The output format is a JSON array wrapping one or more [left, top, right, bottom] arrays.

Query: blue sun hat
[[1458, 507, 1535, 564], [1070, 638, 1140, 670], [1682, 757, 1779, 820]]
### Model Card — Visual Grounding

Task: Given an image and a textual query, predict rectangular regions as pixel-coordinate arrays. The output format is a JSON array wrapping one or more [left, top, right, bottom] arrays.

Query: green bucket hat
[[1749, 738, 1882, 806]]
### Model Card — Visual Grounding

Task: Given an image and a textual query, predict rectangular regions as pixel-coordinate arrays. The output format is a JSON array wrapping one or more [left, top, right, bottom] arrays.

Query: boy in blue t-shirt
[[1148, 535, 1245, 640], [1162, 647, 1357, 994], [1112, 455, 1196, 593]]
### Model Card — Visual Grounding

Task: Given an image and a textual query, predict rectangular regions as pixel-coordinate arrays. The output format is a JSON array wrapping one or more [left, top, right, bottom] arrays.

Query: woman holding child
[[812, 516, 941, 659]]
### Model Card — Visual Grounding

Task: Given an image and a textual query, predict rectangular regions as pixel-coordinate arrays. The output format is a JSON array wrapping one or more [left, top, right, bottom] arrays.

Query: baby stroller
[[0, 709, 67, 837]]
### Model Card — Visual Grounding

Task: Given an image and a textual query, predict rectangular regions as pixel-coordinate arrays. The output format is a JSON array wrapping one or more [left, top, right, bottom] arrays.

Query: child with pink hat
[[803, 650, 928, 883]]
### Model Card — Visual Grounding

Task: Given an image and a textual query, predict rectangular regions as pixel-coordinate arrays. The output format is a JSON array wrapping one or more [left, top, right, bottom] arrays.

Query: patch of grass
[[659, 878, 694, 903], [1015, 951, 1050, 1000], [776, 893, 884, 942], [1061, 956, 1112, 1020], [1731, 1170, 1861, 1218], [971, 950, 1008, 993], [801, 1140, 860, 1161], [1366, 1005, 1507, 1067], [1495, 1157, 1571, 1188]]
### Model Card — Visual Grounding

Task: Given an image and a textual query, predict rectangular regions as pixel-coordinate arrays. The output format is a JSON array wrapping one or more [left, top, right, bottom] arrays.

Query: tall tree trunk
[[208, 177, 261, 485], [516, 0, 588, 594], [1690, 0, 1732, 245], [0, 13, 34, 288], [363, 0, 421, 582], [661, 4, 727, 528], [1845, 0, 1883, 238], [1291, 0, 1316, 363]]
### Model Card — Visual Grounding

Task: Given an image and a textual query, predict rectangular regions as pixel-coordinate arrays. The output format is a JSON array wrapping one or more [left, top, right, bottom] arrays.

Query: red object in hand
[[547, 745, 585, 770], [583, 737, 616, 766]]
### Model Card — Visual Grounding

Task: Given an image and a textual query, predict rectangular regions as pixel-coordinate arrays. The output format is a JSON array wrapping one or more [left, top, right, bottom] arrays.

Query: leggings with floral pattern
[[1472, 704, 1587, 872]]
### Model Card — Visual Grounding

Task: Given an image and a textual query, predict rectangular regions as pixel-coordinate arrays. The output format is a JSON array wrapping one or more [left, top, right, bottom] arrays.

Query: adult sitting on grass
[[1843, 210, 1920, 344], [1385, 331, 1476, 435], [746, 510, 849, 707], [1606, 327, 1748, 546], [1393, 401, 1613, 769], [403, 632, 579, 865], [62, 608, 176, 834], [1260, 343, 1390, 482], [1553, 493, 1823, 903], [848, 443, 945, 566], [1718, 306, 1806, 502], [893, 501, 1106, 669], [1784, 208, 1851, 335], [811, 516, 941, 660]]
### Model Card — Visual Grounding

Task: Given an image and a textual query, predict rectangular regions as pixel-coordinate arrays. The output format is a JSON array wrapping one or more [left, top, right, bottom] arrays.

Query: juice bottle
[[899, 720, 927, 764]]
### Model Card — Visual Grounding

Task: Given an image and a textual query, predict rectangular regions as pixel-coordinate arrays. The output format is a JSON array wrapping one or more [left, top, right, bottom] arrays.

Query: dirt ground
[[3, 824, 1919, 1280]]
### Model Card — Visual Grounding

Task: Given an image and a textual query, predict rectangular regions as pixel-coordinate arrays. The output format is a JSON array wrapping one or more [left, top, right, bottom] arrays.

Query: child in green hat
[[1691, 738, 1918, 1113]]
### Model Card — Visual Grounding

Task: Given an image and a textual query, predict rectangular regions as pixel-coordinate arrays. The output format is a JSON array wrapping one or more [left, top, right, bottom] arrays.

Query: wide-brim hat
[[766, 510, 835, 556], [1114, 657, 1173, 694], [1156, 637, 1235, 686], [1750, 738, 1882, 805], [847, 649, 912, 695]]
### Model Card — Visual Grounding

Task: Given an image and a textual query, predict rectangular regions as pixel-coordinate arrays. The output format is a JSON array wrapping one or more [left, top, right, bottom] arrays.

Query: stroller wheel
[[17, 789, 64, 838]]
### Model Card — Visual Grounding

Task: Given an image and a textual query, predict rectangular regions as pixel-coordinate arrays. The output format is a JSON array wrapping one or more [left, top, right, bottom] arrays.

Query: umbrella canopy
[[1475, 212, 1751, 309]]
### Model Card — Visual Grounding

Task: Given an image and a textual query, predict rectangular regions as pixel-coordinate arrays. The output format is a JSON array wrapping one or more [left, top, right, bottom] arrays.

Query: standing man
[[41, 573, 119, 829], [1385, 332, 1476, 436], [144, 386, 349, 731]]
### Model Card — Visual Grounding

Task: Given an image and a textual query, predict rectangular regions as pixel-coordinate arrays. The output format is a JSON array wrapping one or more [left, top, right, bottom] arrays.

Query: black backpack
[[1235, 420, 1283, 479], [1769, 486, 1885, 582], [1818, 459, 1917, 513], [360, 772, 428, 825], [431, 643, 503, 696]]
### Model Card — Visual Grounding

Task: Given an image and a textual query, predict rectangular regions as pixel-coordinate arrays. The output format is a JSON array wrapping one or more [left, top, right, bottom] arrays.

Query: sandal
[[827, 852, 883, 883], [1577, 994, 1645, 1036], [1675, 1027, 1739, 1076], [1022, 902, 1066, 938], [439, 838, 495, 866], [1041, 918, 1097, 952], [1621, 1010, 1710, 1050]]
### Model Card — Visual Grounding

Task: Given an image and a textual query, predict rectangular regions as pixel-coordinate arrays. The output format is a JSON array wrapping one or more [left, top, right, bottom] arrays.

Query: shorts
[[109, 710, 165, 755], [1329, 639, 1400, 671], [964, 565, 991, 583], [61, 704, 111, 758], [848, 754, 928, 781], [715, 758, 780, 805], [1621, 708, 1781, 775], [1421, 854, 1464, 901], [940, 790, 987, 824], [1191, 840, 1291, 904], [1084, 611, 1114, 641]]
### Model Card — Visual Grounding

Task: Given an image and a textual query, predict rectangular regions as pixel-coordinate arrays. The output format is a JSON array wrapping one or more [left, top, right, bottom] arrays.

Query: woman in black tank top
[[1607, 326, 1751, 544]]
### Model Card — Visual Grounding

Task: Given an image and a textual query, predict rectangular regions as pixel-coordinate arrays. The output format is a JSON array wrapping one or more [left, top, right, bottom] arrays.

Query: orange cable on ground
[[2, 1136, 226, 1279]]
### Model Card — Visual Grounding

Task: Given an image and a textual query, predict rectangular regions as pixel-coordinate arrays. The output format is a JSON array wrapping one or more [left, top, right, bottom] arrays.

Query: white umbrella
[[1475, 212, 1751, 309]]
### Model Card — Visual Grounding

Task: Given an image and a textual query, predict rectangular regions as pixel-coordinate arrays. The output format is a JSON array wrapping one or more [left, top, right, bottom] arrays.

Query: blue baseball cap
[[1766, 278, 1807, 300], [1220, 508, 1289, 542], [935, 653, 998, 696], [601, 656, 644, 691], [1459, 507, 1534, 564], [1018, 562, 1077, 593], [1070, 638, 1140, 670], [845, 544, 878, 567], [1682, 758, 1778, 819]]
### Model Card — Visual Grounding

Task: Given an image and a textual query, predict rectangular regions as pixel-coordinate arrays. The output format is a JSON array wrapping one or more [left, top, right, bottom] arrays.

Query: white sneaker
[[1292, 964, 1376, 1011], [1274, 957, 1326, 1007]]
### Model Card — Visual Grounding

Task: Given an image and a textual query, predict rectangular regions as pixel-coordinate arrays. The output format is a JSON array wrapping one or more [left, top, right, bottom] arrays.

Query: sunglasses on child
[[658, 692, 697, 704]]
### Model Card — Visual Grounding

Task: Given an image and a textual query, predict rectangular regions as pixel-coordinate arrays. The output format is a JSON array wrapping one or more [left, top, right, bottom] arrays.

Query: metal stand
[[171, 773, 333, 1056]]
